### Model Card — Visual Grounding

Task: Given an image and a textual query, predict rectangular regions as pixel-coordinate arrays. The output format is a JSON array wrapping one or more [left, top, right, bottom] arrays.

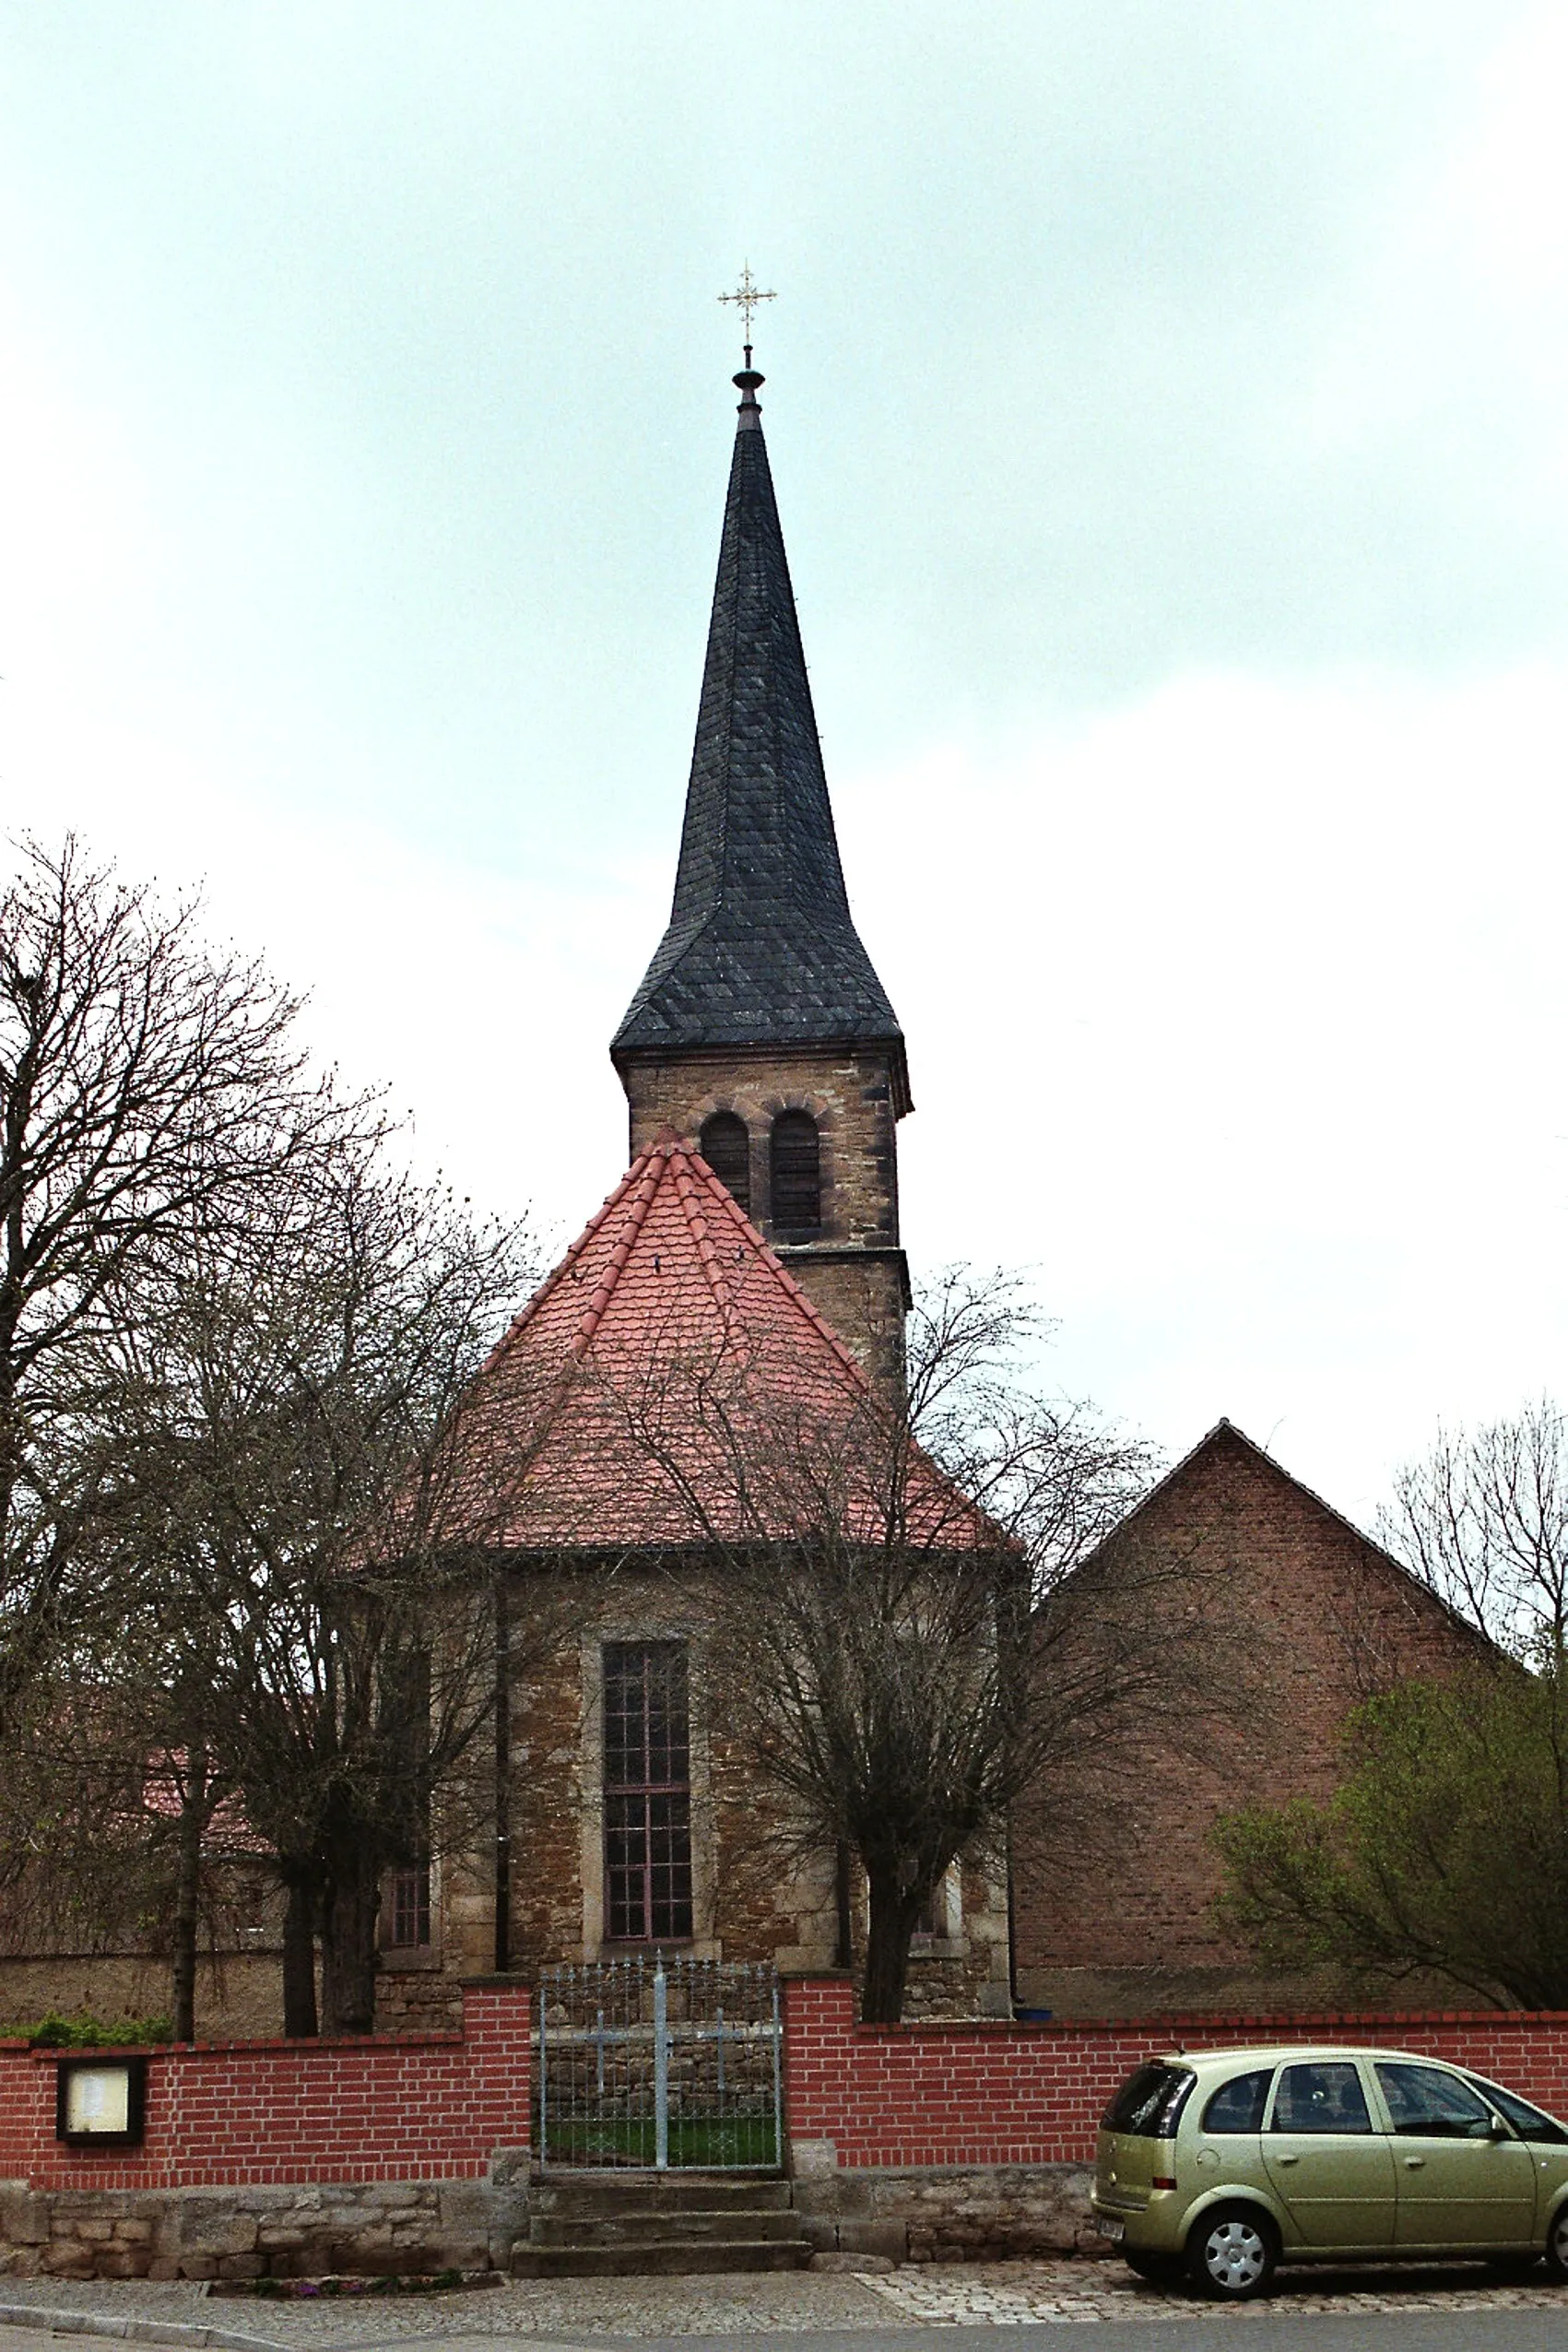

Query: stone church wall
[[410, 1563, 1008, 2016], [617, 1044, 907, 1387]]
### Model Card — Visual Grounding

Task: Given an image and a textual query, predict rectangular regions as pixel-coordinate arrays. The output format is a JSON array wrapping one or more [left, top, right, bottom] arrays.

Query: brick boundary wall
[[9, 1974, 1568, 2199], [780, 1977, 1568, 2170], [0, 1983, 530, 2192]]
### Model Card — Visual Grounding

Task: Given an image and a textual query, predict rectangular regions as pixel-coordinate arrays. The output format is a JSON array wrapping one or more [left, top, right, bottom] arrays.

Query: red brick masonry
[[780, 1977, 1568, 2169], [0, 1983, 529, 2190], [7, 1978, 1568, 2192]]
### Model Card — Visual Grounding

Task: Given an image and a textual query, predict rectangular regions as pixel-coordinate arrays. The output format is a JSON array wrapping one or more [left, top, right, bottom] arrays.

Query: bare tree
[[112, 1140, 547, 2037], [0, 837, 351, 1732], [1381, 1400, 1568, 1661], [596, 1269, 1162, 2022], [0, 838, 567, 2039]]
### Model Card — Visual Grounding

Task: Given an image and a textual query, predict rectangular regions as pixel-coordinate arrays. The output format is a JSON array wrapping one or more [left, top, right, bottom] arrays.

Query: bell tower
[[611, 352, 911, 1389]]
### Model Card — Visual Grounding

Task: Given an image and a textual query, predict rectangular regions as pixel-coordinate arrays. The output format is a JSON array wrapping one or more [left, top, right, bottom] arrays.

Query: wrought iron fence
[[536, 1954, 782, 2170]]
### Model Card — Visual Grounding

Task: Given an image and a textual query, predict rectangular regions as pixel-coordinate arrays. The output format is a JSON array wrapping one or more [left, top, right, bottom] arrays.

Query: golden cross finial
[[719, 262, 777, 349]]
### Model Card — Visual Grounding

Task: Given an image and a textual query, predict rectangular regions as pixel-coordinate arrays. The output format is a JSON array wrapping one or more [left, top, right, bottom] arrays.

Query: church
[[387, 344, 1013, 2024], [0, 345, 1487, 2038]]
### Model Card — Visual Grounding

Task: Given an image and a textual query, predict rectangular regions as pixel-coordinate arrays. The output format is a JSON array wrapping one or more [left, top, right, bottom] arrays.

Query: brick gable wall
[[1012, 1426, 1487, 2014]]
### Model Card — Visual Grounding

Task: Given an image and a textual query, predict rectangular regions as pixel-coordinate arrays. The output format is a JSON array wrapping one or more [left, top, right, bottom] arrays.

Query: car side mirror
[[1489, 2112, 1510, 2139]]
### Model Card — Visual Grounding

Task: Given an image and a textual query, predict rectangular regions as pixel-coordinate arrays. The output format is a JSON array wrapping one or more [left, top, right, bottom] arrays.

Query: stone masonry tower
[[612, 356, 911, 1387]]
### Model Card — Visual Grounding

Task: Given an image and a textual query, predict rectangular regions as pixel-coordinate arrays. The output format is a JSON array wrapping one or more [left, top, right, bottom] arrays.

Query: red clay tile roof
[[443, 1137, 994, 1554]]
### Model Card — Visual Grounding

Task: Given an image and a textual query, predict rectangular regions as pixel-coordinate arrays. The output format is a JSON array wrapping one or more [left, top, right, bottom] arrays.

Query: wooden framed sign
[[54, 2056, 148, 2149]]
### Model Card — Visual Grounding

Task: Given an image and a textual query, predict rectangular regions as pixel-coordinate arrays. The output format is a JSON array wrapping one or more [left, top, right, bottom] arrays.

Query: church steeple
[[612, 358, 908, 1103], [611, 349, 912, 1389]]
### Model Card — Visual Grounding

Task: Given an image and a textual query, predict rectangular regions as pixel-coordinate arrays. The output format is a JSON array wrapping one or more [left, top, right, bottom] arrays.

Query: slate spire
[[612, 360, 906, 1084]]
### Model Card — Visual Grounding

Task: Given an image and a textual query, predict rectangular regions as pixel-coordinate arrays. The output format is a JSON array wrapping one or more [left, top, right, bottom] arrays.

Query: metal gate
[[536, 1955, 781, 2170]]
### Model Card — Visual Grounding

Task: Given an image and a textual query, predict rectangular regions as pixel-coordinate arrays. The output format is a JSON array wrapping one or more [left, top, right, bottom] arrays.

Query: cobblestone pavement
[[861, 2258, 1568, 2326], [6, 2260, 1568, 2340]]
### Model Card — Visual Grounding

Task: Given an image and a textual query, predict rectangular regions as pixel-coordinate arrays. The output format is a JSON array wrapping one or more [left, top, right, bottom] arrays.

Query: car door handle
[[1276, 2154, 1300, 2166], [1404, 2157, 1426, 2169]]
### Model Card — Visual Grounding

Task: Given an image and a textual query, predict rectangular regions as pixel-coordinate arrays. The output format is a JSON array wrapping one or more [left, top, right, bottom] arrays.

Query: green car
[[1092, 2043, 1568, 2300]]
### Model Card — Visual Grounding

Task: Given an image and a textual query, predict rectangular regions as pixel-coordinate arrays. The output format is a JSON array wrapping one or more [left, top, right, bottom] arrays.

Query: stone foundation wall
[[0, 2177, 528, 2282], [790, 2162, 1104, 2263], [0, 2165, 1103, 2281]]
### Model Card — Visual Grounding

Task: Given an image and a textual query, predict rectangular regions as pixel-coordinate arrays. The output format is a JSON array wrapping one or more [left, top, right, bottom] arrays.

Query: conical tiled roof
[[448, 1140, 987, 1554], [612, 372, 904, 1069]]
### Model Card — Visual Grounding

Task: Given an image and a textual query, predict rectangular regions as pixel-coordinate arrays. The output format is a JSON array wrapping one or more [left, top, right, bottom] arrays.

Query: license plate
[[1097, 2217, 1126, 2243]]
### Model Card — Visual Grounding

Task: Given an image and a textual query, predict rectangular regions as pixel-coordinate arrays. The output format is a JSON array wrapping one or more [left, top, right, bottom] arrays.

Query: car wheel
[[1185, 2204, 1279, 2301], [1545, 2204, 1568, 2280], [1123, 2246, 1185, 2286]]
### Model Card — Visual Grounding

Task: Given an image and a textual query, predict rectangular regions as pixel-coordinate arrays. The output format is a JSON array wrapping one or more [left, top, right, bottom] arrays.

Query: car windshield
[[1466, 2075, 1568, 2145], [1102, 2063, 1195, 2139]]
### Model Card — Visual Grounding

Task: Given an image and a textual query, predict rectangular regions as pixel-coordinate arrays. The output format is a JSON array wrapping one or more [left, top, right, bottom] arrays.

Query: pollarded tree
[[602, 1269, 1169, 2022]]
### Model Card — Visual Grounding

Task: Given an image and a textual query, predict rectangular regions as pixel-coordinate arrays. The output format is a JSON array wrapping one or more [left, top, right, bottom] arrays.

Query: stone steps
[[529, 2174, 793, 2217], [529, 2205, 804, 2246], [512, 2236, 812, 2277], [511, 2172, 812, 2277]]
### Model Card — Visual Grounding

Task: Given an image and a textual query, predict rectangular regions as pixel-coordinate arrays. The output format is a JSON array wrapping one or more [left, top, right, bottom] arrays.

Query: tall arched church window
[[699, 1112, 751, 1213], [771, 1110, 821, 1235]]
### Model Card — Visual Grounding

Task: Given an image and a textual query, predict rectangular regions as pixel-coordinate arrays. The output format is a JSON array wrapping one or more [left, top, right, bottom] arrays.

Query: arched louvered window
[[771, 1109, 821, 1235], [699, 1111, 751, 1214]]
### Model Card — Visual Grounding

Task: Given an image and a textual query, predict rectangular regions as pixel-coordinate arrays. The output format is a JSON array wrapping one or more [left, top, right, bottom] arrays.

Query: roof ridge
[[667, 1145, 737, 1321], [572, 1152, 666, 1358], [475, 1157, 650, 1377], [683, 1154, 875, 1398], [1074, 1417, 1496, 1651]]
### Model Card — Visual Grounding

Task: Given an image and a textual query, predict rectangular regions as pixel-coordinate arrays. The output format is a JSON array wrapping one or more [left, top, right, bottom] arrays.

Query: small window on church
[[699, 1112, 750, 1213], [385, 1863, 431, 1950], [913, 1870, 958, 1944], [771, 1110, 821, 1235]]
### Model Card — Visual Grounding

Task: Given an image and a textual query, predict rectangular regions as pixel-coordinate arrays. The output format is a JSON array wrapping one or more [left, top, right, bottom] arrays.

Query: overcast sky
[[3, 2, 1566, 1522]]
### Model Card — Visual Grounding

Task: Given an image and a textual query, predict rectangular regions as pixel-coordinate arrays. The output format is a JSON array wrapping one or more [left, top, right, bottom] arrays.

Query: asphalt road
[[11, 2319, 1568, 2352]]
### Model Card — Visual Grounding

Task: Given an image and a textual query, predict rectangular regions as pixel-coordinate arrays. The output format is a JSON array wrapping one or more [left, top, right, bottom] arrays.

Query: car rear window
[[1466, 2076, 1568, 2145], [1102, 2063, 1195, 2138], [1202, 2068, 1273, 2133]]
